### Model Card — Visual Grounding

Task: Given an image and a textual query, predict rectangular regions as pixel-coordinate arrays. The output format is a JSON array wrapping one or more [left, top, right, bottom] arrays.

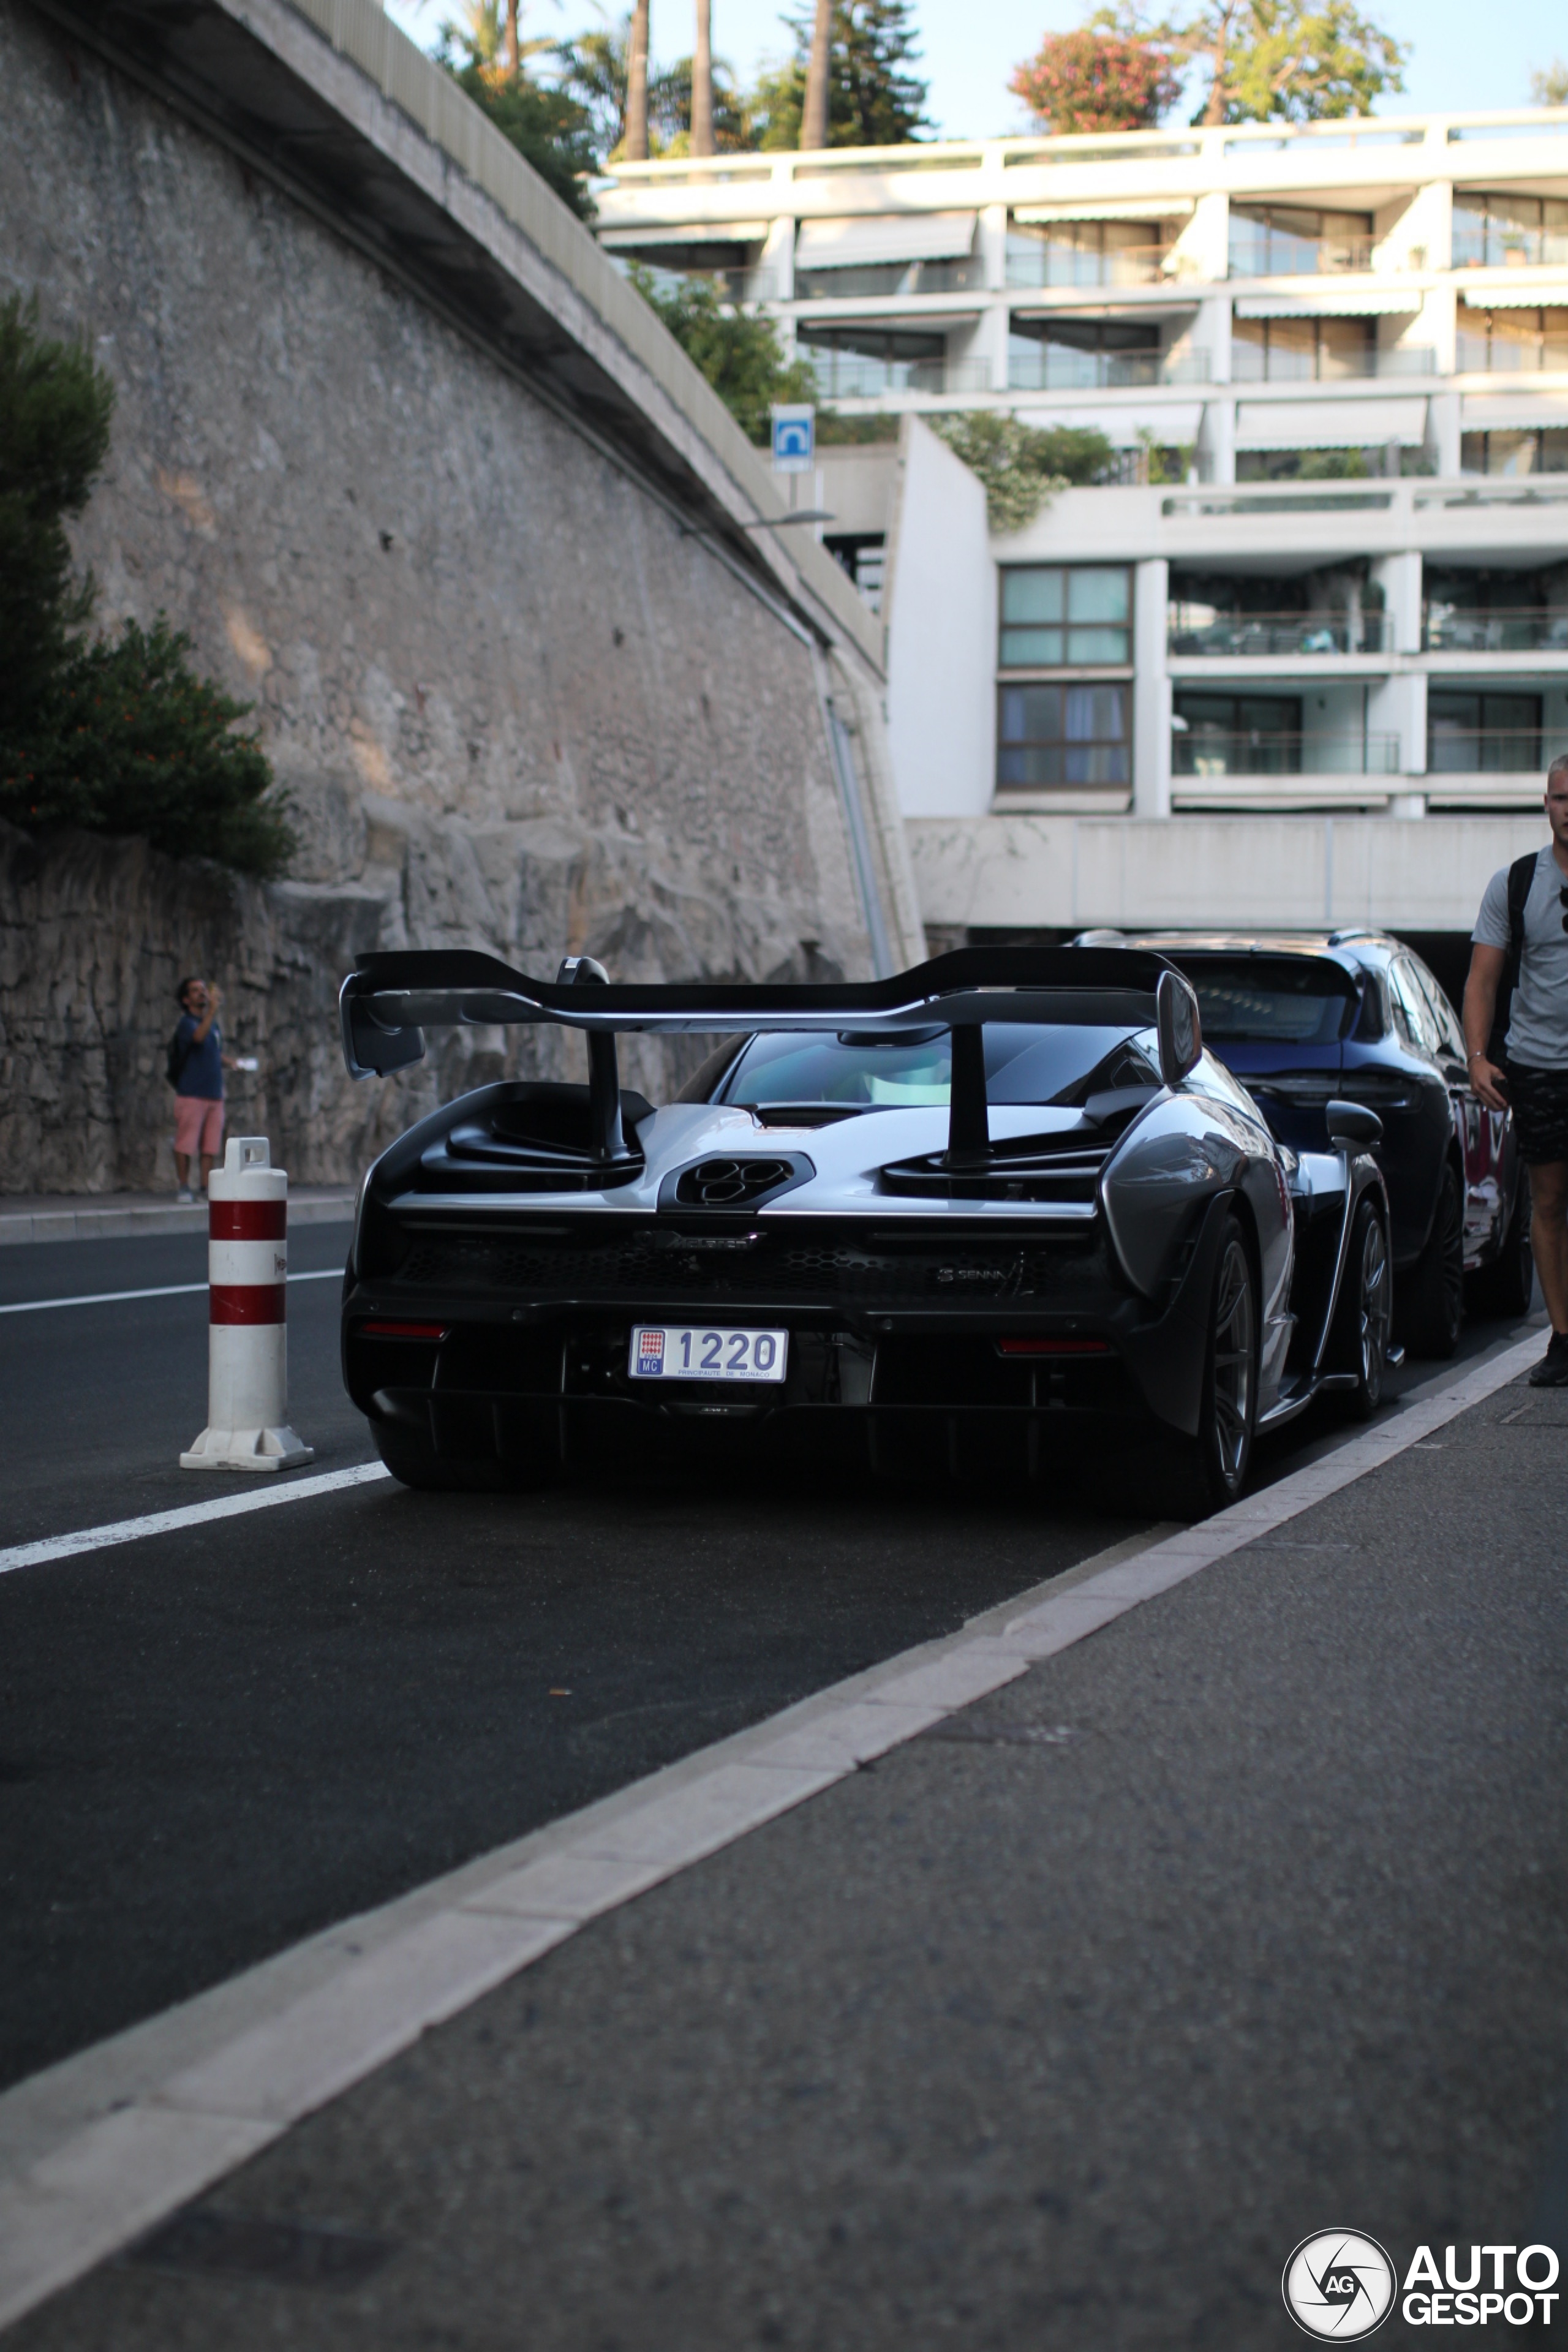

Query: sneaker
[[176, 1186, 195, 1204], [1528, 1332, 1568, 1388]]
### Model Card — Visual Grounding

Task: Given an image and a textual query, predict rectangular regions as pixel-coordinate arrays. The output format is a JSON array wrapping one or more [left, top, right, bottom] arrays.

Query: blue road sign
[[771, 404, 816, 474]]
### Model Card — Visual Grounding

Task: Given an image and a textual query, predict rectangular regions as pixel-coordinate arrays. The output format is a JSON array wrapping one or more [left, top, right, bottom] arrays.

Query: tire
[[371, 1415, 552, 1493], [1163, 1216, 1259, 1518], [1330, 1198, 1392, 1420], [1396, 1161, 1465, 1360], [1466, 1170, 1534, 1322]]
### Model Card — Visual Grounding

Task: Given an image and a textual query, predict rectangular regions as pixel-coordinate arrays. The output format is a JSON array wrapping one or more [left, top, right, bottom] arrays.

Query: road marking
[[0, 1327, 1544, 2332], [0, 1268, 342, 1317], [0, 1462, 390, 1578]]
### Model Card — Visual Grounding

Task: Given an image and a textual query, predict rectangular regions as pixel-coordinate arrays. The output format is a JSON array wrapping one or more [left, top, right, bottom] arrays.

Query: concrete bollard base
[[179, 1423, 315, 1472]]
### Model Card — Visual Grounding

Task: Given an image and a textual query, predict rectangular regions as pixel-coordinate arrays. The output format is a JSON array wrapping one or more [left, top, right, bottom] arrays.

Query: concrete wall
[[0, 0, 921, 1191], [883, 420, 995, 819], [908, 812, 1550, 937]]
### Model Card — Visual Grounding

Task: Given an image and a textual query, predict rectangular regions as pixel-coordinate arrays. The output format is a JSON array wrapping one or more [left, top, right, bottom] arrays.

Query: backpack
[[166, 1023, 194, 1088], [1485, 851, 1539, 1069]]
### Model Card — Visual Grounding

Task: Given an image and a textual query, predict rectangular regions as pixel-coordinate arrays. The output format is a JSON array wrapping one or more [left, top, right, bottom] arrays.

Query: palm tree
[[625, 0, 650, 157], [801, 0, 831, 149], [691, 0, 714, 156]]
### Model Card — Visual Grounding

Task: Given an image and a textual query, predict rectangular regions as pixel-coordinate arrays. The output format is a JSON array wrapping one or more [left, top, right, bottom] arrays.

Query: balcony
[[1229, 234, 1376, 277], [1423, 605, 1568, 652], [805, 350, 992, 399], [1173, 731, 1401, 777], [1427, 729, 1545, 772], [793, 255, 986, 301], [1006, 350, 1210, 393], [1169, 608, 1386, 657], [1005, 242, 1172, 292], [1230, 342, 1436, 383], [1456, 325, 1568, 374]]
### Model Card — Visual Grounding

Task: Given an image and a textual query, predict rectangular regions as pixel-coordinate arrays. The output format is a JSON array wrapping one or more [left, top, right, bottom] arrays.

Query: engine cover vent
[[663, 1154, 813, 1211]]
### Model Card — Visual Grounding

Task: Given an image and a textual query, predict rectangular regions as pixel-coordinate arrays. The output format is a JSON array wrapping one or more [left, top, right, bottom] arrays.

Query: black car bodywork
[[1090, 930, 1532, 1351], [337, 947, 1393, 1508]]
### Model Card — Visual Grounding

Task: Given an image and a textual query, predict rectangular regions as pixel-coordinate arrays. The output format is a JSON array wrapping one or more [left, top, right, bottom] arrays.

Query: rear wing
[[339, 945, 1198, 1167]]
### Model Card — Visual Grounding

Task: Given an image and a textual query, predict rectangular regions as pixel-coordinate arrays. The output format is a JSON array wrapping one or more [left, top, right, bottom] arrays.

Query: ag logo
[[1282, 2232, 1395, 2339]]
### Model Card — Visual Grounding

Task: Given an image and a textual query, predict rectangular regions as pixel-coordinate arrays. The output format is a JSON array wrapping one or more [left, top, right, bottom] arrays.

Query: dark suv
[[1082, 930, 1532, 1356]]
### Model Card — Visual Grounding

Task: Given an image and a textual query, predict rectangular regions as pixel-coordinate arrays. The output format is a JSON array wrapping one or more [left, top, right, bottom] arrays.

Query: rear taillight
[[360, 1320, 451, 1341]]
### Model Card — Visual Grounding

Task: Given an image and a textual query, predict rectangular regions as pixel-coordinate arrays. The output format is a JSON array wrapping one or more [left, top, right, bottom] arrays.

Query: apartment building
[[595, 114, 1568, 949]]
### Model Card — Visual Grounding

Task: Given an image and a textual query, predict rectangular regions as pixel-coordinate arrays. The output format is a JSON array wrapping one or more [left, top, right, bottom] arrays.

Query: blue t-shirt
[[175, 1013, 224, 1099], [1473, 846, 1568, 1071]]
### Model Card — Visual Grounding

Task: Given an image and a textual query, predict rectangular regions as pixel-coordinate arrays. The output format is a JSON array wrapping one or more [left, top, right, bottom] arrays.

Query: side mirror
[[1326, 1098, 1383, 1150], [1155, 969, 1202, 1090]]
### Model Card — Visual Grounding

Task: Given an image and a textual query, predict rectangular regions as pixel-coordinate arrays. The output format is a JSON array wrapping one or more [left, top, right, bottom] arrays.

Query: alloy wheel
[[1211, 1237, 1255, 1485], [1357, 1212, 1391, 1407]]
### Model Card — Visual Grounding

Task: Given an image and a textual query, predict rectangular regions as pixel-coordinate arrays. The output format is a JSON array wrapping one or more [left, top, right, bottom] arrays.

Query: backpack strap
[[1506, 850, 1536, 982]]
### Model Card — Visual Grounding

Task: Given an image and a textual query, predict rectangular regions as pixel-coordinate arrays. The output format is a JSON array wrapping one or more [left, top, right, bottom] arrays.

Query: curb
[[0, 1194, 357, 1246]]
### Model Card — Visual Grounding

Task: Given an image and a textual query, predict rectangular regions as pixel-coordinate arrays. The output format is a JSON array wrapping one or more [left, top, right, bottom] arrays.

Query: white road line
[[0, 1268, 342, 1317], [0, 1461, 390, 1578], [0, 1327, 1544, 2333]]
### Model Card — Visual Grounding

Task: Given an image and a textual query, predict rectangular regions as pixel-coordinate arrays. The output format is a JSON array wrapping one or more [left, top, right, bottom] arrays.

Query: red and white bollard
[[180, 1136, 314, 1472]]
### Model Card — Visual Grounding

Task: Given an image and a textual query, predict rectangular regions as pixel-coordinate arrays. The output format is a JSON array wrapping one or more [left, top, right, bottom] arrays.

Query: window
[[1423, 567, 1568, 653], [1229, 205, 1373, 276], [1173, 693, 1302, 775], [1428, 690, 1543, 772], [1007, 315, 1164, 391], [1175, 957, 1357, 1045], [1389, 959, 1440, 1055], [1453, 192, 1568, 271], [1460, 430, 1568, 477], [1409, 960, 1466, 1060], [1005, 217, 1167, 290], [997, 685, 1129, 788], [999, 566, 1132, 666], [1455, 304, 1568, 373], [718, 1024, 1147, 1109], [1231, 314, 1374, 382], [799, 327, 947, 398]]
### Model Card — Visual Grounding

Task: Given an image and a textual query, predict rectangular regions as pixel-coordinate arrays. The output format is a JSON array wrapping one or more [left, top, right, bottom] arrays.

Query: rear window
[[718, 1025, 1148, 1110], [1174, 958, 1357, 1046]]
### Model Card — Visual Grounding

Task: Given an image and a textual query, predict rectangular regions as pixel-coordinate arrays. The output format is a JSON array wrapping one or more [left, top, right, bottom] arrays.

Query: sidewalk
[[4, 1335, 1566, 2348], [0, 1189, 356, 1245]]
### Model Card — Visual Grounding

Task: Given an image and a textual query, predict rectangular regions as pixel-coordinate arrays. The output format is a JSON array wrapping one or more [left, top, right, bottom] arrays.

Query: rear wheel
[[1331, 1198, 1391, 1420], [1467, 1169, 1534, 1321], [1397, 1161, 1464, 1360], [1160, 1217, 1258, 1518]]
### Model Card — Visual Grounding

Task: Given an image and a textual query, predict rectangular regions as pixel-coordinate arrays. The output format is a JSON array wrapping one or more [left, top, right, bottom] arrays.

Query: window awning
[[1011, 198, 1195, 225], [600, 222, 766, 249], [1455, 282, 1568, 308], [1234, 289, 1422, 318], [794, 211, 976, 267], [1235, 396, 1428, 448], [1461, 393, 1568, 431]]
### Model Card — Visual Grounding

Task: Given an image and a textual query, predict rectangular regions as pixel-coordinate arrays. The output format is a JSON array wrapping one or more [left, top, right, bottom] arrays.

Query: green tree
[[1531, 60, 1568, 107], [556, 15, 724, 157], [931, 412, 1115, 532], [628, 266, 818, 440], [437, 5, 598, 216], [1185, 0, 1406, 123], [0, 296, 293, 878], [752, 0, 930, 150]]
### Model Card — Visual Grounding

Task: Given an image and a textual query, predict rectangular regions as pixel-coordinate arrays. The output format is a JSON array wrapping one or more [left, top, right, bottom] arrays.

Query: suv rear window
[[1171, 957, 1358, 1046]]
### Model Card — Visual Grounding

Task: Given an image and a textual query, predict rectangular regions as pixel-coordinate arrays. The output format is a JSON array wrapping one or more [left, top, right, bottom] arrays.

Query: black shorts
[[1508, 1062, 1568, 1166]]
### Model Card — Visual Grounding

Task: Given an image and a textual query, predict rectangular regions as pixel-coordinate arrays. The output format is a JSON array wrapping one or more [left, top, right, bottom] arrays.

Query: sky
[[386, 0, 1567, 135]]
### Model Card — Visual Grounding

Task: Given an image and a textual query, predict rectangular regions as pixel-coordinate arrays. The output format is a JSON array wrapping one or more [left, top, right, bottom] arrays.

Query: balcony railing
[[1453, 222, 1568, 270], [1455, 331, 1568, 373], [1005, 243, 1173, 291], [793, 255, 987, 301], [804, 352, 992, 398], [1228, 236, 1376, 277], [1173, 731, 1401, 776], [1169, 609, 1387, 657], [1427, 729, 1546, 772], [1230, 345, 1436, 382], [1006, 350, 1211, 392], [1423, 605, 1568, 652]]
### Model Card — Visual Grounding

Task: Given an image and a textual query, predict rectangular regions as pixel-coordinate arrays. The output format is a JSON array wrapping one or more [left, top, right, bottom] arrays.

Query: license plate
[[630, 1325, 788, 1383]]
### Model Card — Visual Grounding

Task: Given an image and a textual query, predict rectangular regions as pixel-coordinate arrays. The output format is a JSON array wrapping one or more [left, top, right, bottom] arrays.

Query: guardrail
[[1172, 731, 1402, 775], [1424, 606, 1568, 652], [1169, 611, 1386, 657]]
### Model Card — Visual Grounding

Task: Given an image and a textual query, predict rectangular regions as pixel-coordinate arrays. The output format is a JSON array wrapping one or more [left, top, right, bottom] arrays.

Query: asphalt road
[[11, 1352, 1568, 2352], [0, 1227, 1539, 2108]]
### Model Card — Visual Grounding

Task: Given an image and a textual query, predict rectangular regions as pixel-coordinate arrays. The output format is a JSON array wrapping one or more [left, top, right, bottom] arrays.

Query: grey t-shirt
[[1473, 845, 1568, 1070]]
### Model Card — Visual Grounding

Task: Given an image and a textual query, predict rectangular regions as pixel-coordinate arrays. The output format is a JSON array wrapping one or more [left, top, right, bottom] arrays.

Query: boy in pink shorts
[[172, 978, 238, 1197]]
